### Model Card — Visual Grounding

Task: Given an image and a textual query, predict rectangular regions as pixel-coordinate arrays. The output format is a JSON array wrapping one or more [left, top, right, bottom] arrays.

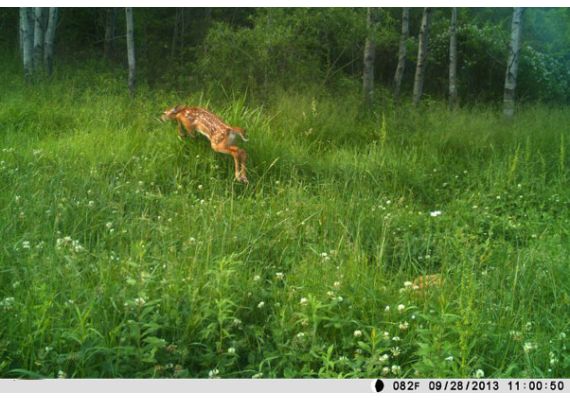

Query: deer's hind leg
[[211, 143, 248, 184]]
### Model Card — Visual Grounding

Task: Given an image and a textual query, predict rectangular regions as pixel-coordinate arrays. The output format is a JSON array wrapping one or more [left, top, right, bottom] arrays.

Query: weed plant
[[0, 65, 569, 378]]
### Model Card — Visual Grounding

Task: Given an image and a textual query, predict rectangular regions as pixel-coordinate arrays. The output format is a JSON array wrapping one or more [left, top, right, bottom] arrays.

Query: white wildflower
[[257, 301, 265, 309], [353, 330, 362, 338], [430, 210, 442, 217], [275, 272, 284, 280], [523, 341, 537, 353], [384, 305, 390, 313], [549, 352, 558, 366], [300, 297, 308, 306], [381, 367, 390, 376], [208, 368, 219, 378], [391, 365, 401, 375], [0, 297, 15, 310], [475, 369, 485, 378], [134, 297, 146, 306], [397, 304, 405, 313], [72, 240, 84, 253]]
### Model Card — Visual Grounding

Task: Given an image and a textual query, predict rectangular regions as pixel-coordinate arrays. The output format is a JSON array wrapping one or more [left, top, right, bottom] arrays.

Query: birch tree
[[362, 8, 379, 108], [44, 7, 58, 77], [412, 7, 432, 107], [503, 7, 524, 118], [393, 7, 409, 101], [19, 8, 33, 82], [126, 7, 136, 96], [448, 8, 458, 109], [33, 8, 45, 74]]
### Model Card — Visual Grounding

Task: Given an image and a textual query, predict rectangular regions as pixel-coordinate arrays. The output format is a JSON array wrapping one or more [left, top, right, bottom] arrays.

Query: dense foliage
[[1, 8, 569, 103]]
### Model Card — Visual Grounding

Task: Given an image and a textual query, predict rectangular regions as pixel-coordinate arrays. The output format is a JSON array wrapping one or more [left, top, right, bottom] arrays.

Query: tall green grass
[[0, 68, 569, 378]]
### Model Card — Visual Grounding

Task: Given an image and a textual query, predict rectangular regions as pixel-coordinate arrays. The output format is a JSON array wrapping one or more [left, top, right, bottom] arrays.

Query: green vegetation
[[1, 62, 568, 378]]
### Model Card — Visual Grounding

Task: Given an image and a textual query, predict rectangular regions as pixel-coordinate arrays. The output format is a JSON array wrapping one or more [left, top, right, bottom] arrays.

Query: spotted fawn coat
[[161, 106, 249, 183]]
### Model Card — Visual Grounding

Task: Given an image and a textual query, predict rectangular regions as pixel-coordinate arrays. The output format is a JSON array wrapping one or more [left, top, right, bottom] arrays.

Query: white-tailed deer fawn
[[412, 274, 443, 291], [161, 106, 249, 184]]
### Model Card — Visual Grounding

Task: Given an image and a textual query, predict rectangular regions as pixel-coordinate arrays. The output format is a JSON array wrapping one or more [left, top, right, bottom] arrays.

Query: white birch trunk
[[20, 8, 33, 82], [19, 12, 24, 56], [362, 8, 378, 108], [412, 8, 432, 107], [126, 7, 136, 96], [503, 7, 523, 118], [393, 7, 409, 101], [449, 7, 458, 109], [44, 7, 58, 77], [33, 7, 45, 74]]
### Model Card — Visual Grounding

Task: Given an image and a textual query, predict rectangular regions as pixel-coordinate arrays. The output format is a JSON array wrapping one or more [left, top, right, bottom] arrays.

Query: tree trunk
[[393, 7, 409, 102], [362, 8, 379, 108], [171, 8, 183, 59], [104, 8, 117, 60], [20, 8, 33, 82], [180, 9, 186, 53], [503, 7, 524, 119], [448, 7, 458, 109], [44, 7, 58, 77], [412, 8, 432, 107], [19, 10, 24, 56], [126, 7, 136, 96], [33, 8, 45, 74]]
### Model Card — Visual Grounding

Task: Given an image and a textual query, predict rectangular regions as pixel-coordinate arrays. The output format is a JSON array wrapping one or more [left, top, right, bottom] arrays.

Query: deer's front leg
[[177, 121, 185, 140], [180, 118, 197, 138]]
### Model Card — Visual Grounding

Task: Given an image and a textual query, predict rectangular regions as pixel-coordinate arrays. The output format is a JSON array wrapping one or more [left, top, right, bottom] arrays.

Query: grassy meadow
[[0, 65, 569, 379]]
